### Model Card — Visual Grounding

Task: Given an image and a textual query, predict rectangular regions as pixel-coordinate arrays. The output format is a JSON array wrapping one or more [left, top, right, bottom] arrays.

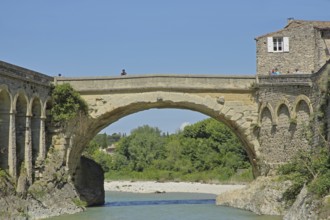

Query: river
[[48, 191, 282, 220]]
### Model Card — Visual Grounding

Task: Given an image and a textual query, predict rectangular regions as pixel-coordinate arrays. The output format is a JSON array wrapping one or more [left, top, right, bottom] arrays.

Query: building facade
[[256, 19, 330, 75]]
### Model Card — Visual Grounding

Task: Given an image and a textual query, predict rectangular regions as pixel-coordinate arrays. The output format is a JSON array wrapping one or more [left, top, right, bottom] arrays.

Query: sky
[[1, 0, 330, 134]]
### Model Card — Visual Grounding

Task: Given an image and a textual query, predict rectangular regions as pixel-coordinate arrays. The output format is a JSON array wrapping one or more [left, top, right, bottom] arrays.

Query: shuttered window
[[267, 37, 289, 52]]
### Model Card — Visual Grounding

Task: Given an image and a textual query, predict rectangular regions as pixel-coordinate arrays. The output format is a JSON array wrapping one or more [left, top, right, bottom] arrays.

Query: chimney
[[287, 17, 294, 24]]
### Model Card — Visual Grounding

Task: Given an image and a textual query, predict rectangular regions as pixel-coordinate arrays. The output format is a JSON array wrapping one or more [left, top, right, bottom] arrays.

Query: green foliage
[[0, 168, 7, 178], [51, 83, 88, 124], [92, 133, 123, 149], [72, 198, 87, 208], [84, 119, 253, 183], [83, 140, 112, 172], [278, 147, 330, 204], [114, 125, 166, 172], [105, 119, 252, 183]]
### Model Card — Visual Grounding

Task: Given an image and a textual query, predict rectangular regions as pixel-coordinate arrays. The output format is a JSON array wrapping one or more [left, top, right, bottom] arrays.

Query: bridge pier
[[39, 117, 46, 160], [8, 111, 16, 179], [24, 115, 32, 183]]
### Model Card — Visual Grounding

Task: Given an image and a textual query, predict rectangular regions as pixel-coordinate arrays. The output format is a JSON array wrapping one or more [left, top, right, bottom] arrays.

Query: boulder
[[74, 156, 105, 206]]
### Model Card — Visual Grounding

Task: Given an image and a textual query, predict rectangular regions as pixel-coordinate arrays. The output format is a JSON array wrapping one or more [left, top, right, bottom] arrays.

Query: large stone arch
[[0, 85, 12, 172], [66, 91, 260, 178]]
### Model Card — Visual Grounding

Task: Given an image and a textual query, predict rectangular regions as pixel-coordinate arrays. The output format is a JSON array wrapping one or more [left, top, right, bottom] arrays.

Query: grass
[[72, 198, 87, 208]]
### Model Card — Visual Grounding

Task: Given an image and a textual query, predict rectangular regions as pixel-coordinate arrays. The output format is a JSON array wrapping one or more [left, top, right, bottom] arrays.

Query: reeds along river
[[48, 191, 282, 220]]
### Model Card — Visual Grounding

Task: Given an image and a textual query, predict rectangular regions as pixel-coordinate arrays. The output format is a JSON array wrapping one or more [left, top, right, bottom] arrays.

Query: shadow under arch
[[274, 98, 294, 124], [13, 90, 29, 179], [258, 103, 276, 126], [0, 85, 12, 172], [292, 95, 313, 119], [67, 93, 260, 179]]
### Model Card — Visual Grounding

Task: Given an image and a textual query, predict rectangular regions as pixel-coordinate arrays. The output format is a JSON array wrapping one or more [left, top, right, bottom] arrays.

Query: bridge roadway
[[55, 74, 256, 93]]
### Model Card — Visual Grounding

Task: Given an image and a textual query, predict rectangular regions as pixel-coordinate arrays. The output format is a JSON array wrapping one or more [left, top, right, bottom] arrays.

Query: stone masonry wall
[[0, 61, 53, 182], [256, 69, 326, 175], [256, 23, 329, 75]]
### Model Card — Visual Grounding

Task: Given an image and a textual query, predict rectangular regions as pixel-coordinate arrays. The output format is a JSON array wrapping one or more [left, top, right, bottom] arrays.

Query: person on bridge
[[121, 69, 127, 76]]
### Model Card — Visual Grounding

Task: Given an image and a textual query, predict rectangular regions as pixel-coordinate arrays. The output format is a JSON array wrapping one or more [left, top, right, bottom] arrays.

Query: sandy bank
[[104, 181, 246, 195]]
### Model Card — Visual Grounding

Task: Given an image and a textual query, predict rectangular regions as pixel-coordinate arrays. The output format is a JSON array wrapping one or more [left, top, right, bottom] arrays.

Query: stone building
[[256, 19, 330, 75]]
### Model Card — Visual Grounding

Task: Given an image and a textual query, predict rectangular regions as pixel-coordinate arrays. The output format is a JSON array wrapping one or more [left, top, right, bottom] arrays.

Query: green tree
[[51, 83, 88, 124], [108, 133, 122, 145], [107, 118, 252, 182], [113, 125, 166, 172]]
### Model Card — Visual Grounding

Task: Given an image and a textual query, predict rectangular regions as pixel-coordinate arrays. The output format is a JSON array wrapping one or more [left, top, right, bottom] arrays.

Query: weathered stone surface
[[57, 76, 260, 178], [256, 20, 330, 75], [283, 186, 326, 220], [216, 176, 291, 216], [74, 156, 105, 206], [0, 171, 83, 220]]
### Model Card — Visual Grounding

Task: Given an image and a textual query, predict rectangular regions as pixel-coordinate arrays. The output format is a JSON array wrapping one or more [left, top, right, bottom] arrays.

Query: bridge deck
[[55, 74, 257, 93]]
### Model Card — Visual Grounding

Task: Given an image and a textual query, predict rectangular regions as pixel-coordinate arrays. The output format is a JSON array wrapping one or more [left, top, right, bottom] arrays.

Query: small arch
[[0, 86, 12, 172], [42, 96, 52, 118], [13, 89, 29, 115], [14, 91, 28, 176], [276, 103, 291, 125], [258, 103, 275, 125], [31, 96, 42, 167], [43, 97, 53, 155], [292, 95, 313, 119], [274, 98, 293, 124]]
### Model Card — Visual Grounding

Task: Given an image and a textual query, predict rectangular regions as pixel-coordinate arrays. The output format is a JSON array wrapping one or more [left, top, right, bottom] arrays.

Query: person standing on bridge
[[121, 69, 127, 76]]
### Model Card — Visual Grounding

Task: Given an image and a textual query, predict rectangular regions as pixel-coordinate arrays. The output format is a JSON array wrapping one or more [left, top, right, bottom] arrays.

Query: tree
[[50, 83, 88, 125], [114, 125, 166, 172]]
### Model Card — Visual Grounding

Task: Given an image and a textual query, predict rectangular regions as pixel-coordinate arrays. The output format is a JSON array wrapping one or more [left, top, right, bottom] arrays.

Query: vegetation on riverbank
[[278, 145, 330, 206], [84, 118, 253, 183]]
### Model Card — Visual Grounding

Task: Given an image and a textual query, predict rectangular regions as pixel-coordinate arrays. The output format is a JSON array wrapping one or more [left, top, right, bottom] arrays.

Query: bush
[[51, 83, 88, 124], [309, 171, 330, 197], [278, 146, 330, 203]]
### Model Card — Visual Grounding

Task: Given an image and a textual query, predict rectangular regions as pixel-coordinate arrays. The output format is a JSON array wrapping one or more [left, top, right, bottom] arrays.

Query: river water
[[48, 191, 282, 220]]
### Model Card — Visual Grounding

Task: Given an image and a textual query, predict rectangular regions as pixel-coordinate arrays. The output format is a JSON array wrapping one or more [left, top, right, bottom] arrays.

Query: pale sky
[[1, 0, 329, 134]]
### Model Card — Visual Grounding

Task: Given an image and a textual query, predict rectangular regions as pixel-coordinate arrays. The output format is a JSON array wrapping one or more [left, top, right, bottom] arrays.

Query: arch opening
[[31, 98, 42, 166], [44, 99, 53, 154], [68, 96, 259, 181], [0, 90, 11, 171], [82, 108, 254, 183], [15, 94, 28, 176]]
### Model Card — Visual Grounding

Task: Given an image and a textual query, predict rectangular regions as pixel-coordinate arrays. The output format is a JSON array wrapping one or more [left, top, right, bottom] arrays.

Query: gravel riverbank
[[104, 181, 246, 195]]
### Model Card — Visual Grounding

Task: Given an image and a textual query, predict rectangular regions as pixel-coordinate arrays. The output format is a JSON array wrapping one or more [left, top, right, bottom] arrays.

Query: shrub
[[51, 83, 88, 125]]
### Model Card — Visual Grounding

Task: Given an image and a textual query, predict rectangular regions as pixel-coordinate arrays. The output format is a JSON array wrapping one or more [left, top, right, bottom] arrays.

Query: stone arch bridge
[[0, 60, 328, 184]]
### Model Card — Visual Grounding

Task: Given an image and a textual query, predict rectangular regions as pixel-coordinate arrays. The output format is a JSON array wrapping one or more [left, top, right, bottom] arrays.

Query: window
[[267, 37, 289, 52], [273, 37, 283, 51]]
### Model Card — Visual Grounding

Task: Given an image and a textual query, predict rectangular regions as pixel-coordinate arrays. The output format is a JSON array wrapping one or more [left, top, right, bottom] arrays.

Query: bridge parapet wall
[[258, 74, 313, 86], [55, 74, 256, 93]]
